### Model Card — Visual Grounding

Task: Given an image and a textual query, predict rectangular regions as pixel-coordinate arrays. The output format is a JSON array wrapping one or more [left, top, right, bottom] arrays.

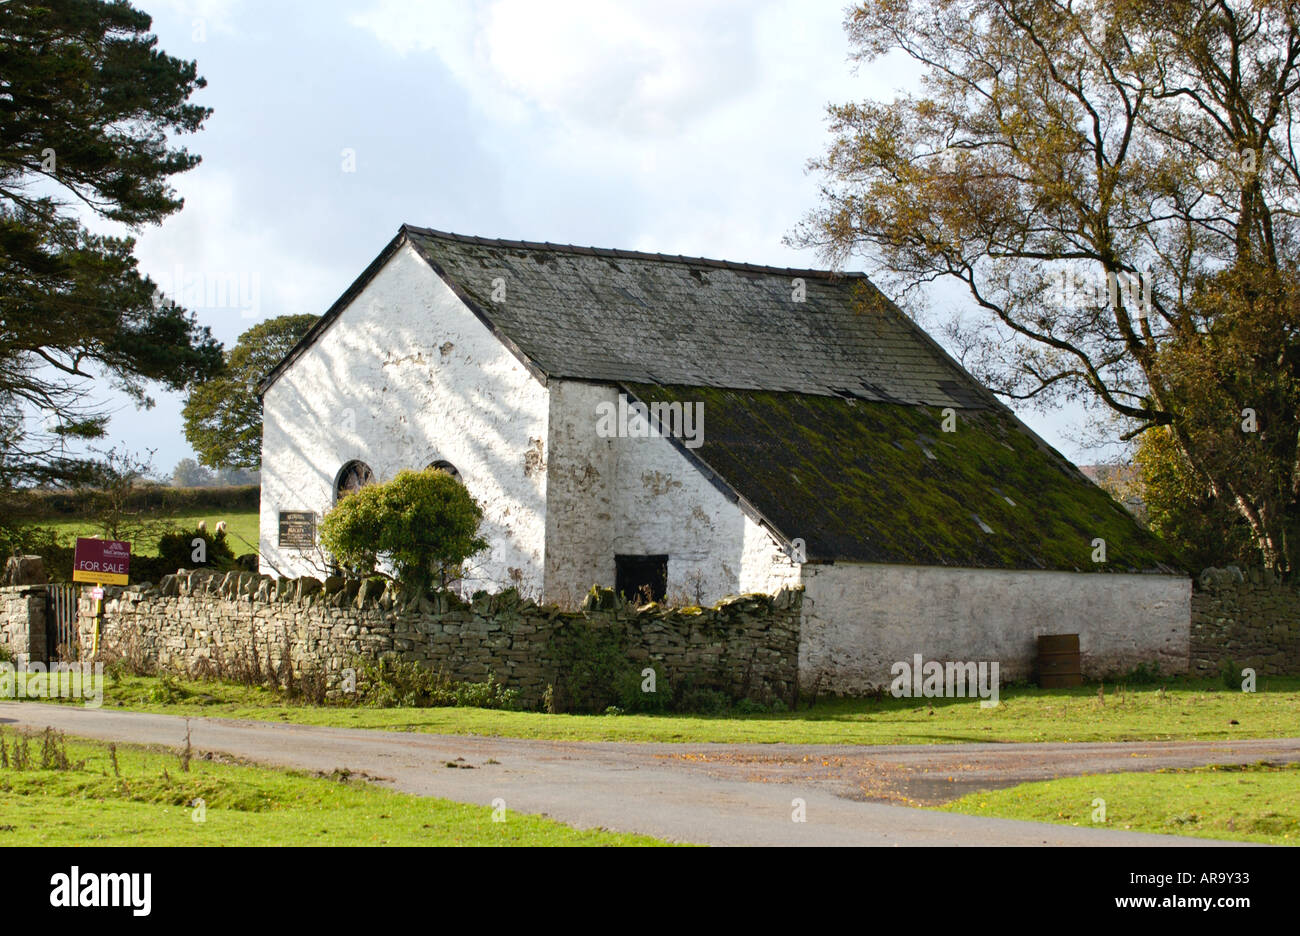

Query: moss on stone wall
[[68, 572, 803, 711]]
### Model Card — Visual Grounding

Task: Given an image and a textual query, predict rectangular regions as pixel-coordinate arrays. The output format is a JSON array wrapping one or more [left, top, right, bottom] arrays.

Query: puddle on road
[[656, 751, 1038, 807]]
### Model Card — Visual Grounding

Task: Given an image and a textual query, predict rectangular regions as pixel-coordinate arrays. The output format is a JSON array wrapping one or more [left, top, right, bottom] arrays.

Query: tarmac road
[[4, 702, 1294, 846]]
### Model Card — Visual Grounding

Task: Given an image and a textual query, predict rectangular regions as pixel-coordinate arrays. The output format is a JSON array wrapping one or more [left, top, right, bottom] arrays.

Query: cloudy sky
[[88, 0, 1102, 476]]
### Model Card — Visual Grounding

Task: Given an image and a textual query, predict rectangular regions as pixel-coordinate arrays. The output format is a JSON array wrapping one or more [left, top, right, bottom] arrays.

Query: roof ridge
[[400, 223, 868, 282]]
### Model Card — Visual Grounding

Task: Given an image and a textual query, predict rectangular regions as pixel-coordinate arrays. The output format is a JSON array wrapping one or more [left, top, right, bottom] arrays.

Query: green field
[[19, 672, 1300, 746], [34, 510, 260, 557], [935, 762, 1300, 846], [0, 730, 671, 846]]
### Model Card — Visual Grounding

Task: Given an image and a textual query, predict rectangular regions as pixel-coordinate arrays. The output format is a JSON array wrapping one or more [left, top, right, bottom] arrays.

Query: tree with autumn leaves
[[799, 0, 1300, 571]]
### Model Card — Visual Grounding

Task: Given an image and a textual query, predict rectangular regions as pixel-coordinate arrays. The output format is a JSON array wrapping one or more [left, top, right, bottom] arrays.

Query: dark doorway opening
[[615, 554, 668, 603]]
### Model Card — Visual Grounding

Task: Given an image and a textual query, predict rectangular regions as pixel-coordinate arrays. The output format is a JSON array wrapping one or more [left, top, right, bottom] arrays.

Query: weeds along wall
[[1191, 566, 1300, 677], [73, 570, 803, 711]]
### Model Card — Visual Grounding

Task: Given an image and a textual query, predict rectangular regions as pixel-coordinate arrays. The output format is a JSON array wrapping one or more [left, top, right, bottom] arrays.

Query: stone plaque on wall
[[278, 511, 317, 548]]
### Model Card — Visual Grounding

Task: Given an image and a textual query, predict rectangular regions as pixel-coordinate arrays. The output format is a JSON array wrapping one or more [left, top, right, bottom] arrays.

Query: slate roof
[[623, 384, 1180, 572], [260, 226, 1180, 573], [260, 226, 994, 408]]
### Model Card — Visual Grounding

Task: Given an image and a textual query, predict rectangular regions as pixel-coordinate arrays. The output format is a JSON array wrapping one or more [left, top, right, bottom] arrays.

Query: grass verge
[[933, 761, 1300, 846], [0, 729, 672, 846], [15, 672, 1300, 745]]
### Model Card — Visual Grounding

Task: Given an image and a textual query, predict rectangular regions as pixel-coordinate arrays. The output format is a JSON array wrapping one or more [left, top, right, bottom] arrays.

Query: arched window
[[427, 459, 461, 480], [335, 460, 374, 501]]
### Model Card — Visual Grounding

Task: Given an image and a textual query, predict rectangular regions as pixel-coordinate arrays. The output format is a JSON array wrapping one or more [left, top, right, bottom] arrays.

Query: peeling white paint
[[543, 382, 795, 605], [260, 243, 549, 596]]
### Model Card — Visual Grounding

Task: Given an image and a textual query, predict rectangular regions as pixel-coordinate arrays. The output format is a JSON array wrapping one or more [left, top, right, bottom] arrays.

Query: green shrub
[[352, 656, 518, 710], [615, 662, 669, 713], [675, 685, 731, 715], [38, 544, 76, 583], [1111, 661, 1163, 685], [0, 523, 73, 581], [450, 673, 520, 709], [320, 469, 488, 592], [156, 526, 236, 574], [546, 621, 629, 713], [144, 675, 189, 705], [1220, 658, 1244, 690]]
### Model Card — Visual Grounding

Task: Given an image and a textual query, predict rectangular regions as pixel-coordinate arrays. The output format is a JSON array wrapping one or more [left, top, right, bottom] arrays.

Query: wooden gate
[[46, 583, 80, 661]]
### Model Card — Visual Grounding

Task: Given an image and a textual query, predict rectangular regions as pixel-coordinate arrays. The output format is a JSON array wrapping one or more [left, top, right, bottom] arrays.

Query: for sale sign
[[72, 537, 131, 586]]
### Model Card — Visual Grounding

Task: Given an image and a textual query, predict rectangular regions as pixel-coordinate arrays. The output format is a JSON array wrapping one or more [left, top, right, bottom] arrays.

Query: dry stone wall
[[1190, 566, 1300, 676], [0, 585, 45, 666], [75, 569, 803, 709]]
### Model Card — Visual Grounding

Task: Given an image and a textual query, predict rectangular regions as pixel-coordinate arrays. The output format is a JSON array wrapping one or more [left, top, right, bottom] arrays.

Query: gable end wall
[[259, 243, 550, 594]]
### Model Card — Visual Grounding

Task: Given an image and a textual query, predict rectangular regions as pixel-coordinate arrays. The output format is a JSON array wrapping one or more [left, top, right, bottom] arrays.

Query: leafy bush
[[0, 522, 74, 580], [615, 662, 669, 713], [156, 526, 236, 573], [352, 656, 518, 710], [144, 674, 189, 705], [0, 517, 57, 561], [546, 621, 629, 713], [1111, 661, 1163, 685], [449, 674, 519, 709], [1220, 658, 1244, 690], [320, 469, 488, 592], [675, 685, 731, 715]]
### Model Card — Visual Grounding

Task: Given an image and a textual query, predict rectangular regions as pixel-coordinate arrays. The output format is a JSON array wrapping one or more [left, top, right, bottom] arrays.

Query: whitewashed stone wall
[[543, 382, 798, 605], [259, 243, 551, 596], [543, 381, 618, 604], [259, 249, 794, 608], [798, 563, 1191, 693]]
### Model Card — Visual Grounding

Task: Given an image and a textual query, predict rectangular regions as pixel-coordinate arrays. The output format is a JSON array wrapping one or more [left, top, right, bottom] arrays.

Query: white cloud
[[131, 169, 330, 343], [145, 0, 245, 38], [350, 0, 761, 135]]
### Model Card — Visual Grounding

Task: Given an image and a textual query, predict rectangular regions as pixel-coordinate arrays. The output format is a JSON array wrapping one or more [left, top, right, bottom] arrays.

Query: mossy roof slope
[[623, 384, 1181, 573]]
